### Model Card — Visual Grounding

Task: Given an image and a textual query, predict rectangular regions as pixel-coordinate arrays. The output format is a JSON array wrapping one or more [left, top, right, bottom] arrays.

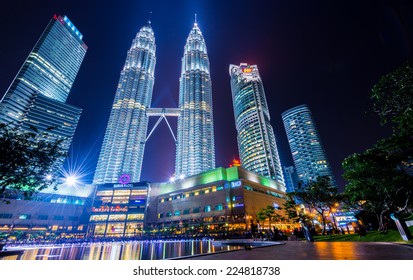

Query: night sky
[[1, 0, 412, 189]]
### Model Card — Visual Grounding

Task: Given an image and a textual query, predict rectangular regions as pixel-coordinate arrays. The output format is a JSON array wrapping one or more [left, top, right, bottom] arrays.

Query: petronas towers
[[93, 22, 156, 184], [94, 19, 215, 184], [175, 21, 215, 177]]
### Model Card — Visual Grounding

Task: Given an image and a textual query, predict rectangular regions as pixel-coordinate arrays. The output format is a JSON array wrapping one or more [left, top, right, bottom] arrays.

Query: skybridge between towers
[[146, 108, 181, 142]]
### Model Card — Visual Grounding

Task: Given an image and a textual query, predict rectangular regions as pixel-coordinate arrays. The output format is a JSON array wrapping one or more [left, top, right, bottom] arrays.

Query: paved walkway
[[180, 241, 413, 260]]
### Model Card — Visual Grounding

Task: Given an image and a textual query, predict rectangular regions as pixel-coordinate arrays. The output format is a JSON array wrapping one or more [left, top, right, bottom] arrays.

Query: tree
[[342, 60, 413, 231], [0, 123, 66, 200], [370, 60, 413, 135], [283, 193, 312, 225], [343, 142, 413, 230], [256, 205, 282, 230], [283, 193, 300, 223], [292, 176, 338, 235]]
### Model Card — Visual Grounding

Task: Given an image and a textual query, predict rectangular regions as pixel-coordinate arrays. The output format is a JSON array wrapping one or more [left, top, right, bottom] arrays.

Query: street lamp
[[64, 175, 78, 186]]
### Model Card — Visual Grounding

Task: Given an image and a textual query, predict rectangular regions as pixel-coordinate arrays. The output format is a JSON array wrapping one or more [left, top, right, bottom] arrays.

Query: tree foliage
[[343, 140, 413, 229], [256, 205, 282, 229], [283, 193, 312, 226], [292, 176, 338, 234], [370, 60, 413, 135], [342, 60, 413, 231], [0, 123, 66, 200]]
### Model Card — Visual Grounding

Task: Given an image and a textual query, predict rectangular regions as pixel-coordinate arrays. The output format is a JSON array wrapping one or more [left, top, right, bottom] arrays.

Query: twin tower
[[93, 20, 215, 184]]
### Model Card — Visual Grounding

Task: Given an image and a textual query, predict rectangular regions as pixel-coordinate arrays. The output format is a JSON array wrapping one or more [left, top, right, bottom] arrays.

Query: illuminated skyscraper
[[175, 20, 215, 177], [229, 63, 284, 184], [281, 104, 336, 185], [0, 14, 87, 155], [93, 22, 156, 184]]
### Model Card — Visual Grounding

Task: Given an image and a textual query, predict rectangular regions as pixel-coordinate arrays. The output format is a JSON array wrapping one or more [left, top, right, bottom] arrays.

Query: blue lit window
[[204, 205, 211, 212], [215, 204, 223, 211], [19, 214, 31, 220], [174, 210, 181, 216], [0, 213, 12, 219]]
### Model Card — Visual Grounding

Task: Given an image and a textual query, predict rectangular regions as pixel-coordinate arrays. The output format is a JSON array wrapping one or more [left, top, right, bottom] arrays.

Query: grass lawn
[[313, 227, 413, 244]]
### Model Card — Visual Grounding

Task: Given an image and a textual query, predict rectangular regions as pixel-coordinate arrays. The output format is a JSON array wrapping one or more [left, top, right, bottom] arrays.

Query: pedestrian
[[357, 223, 367, 238], [250, 221, 257, 240]]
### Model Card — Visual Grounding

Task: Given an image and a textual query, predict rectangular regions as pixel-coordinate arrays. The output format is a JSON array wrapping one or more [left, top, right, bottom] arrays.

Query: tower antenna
[[148, 11, 152, 25], [194, 13, 197, 25]]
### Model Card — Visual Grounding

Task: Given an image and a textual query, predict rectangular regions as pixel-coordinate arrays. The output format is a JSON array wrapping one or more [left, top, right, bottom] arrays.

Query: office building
[[175, 20, 215, 177], [93, 22, 156, 184], [281, 104, 336, 185], [283, 166, 298, 193], [0, 15, 86, 158], [229, 63, 284, 183]]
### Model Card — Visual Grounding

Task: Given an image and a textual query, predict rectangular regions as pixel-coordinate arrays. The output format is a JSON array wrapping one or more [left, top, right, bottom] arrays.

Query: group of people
[[250, 222, 288, 241]]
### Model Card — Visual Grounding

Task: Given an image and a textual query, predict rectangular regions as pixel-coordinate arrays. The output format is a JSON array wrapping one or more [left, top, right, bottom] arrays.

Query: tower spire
[[194, 13, 197, 26], [148, 11, 152, 25]]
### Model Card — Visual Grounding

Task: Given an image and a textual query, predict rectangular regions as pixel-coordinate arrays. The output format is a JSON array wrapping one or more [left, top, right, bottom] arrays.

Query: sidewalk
[[178, 241, 413, 260]]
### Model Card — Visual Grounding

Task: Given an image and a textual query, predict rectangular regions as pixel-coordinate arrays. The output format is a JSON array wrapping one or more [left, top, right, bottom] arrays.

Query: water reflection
[[8, 240, 241, 260]]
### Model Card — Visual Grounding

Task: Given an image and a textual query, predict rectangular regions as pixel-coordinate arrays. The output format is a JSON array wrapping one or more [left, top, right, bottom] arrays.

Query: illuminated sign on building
[[113, 183, 134, 188], [241, 66, 253, 73], [118, 173, 131, 185], [62, 15, 83, 40], [231, 180, 242, 188]]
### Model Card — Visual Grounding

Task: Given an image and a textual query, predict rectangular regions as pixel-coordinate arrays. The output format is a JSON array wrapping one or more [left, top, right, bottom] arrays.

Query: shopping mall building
[[146, 166, 288, 235], [0, 184, 95, 239], [1, 167, 289, 239]]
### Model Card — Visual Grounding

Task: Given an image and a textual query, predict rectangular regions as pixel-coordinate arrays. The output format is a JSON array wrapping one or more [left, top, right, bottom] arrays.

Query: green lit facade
[[147, 166, 287, 232]]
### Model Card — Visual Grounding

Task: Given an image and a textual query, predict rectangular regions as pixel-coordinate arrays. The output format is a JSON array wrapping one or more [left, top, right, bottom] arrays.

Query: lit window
[[19, 214, 31, 220], [215, 204, 223, 211]]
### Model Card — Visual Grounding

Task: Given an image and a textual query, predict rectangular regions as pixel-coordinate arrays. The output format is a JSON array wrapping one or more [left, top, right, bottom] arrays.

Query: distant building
[[147, 166, 289, 233], [281, 104, 336, 185], [229, 63, 284, 183], [175, 20, 215, 177], [283, 166, 298, 193], [0, 15, 87, 158], [93, 22, 156, 184]]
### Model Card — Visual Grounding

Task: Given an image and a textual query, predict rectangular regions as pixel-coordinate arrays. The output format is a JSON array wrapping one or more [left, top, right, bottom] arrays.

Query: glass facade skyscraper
[[281, 104, 336, 185], [93, 22, 156, 184], [0, 15, 86, 156], [175, 21, 215, 177], [229, 63, 284, 185]]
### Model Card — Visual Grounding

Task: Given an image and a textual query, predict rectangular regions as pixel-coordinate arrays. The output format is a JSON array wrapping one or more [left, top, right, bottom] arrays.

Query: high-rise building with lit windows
[[175, 20, 215, 177], [281, 104, 336, 185], [0, 14, 87, 155], [93, 22, 156, 184], [229, 63, 284, 185]]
